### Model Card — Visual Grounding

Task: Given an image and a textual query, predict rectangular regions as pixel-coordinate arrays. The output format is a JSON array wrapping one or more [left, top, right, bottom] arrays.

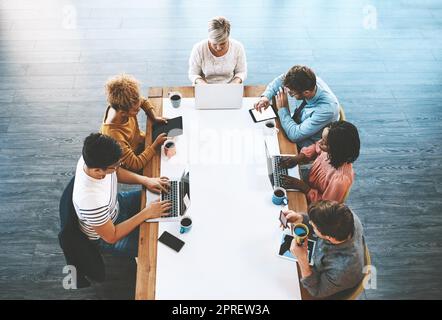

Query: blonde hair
[[208, 16, 230, 44], [105, 74, 141, 112]]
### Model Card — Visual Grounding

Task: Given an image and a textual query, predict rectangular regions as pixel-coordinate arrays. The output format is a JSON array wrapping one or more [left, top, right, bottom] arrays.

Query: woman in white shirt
[[188, 16, 247, 84]]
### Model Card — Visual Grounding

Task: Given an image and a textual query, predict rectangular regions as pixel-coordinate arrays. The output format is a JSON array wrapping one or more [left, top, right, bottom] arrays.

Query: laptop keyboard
[[161, 181, 179, 217], [273, 156, 288, 187]]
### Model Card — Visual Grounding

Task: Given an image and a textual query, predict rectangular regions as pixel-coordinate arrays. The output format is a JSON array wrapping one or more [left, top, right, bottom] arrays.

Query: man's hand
[[152, 133, 168, 149], [280, 156, 298, 169], [144, 176, 170, 194], [142, 199, 172, 220], [275, 87, 289, 111], [284, 210, 304, 224], [280, 174, 310, 194], [154, 116, 168, 124], [290, 237, 309, 264], [254, 96, 270, 113]]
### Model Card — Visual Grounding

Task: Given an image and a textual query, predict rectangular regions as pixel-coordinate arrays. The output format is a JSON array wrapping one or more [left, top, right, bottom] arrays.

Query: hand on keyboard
[[142, 199, 172, 220], [144, 176, 170, 194], [280, 156, 298, 169]]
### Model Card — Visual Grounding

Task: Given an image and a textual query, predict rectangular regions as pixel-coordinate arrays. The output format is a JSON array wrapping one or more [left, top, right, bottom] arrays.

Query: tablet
[[249, 106, 277, 123]]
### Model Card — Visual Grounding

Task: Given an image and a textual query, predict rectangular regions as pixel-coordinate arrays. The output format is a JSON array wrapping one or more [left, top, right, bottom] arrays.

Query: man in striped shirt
[[73, 133, 172, 258]]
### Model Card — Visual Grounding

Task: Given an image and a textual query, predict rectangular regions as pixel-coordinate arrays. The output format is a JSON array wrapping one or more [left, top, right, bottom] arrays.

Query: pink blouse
[[300, 142, 354, 203]]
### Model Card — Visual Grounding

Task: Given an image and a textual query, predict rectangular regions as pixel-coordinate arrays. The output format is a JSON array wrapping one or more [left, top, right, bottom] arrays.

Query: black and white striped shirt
[[72, 157, 119, 240]]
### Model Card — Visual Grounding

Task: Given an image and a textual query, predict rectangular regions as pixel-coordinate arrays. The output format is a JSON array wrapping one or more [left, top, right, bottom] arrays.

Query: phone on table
[[279, 211, 288, 229], [158, 231, 185, 252]]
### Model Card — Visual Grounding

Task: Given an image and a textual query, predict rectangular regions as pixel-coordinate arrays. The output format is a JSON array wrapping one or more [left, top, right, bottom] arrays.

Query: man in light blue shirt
[[255, 65, 339, 148]]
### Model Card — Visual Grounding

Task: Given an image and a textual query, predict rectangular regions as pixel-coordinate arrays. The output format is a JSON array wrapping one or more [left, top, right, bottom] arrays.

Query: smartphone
[[279, 211, 288, 229], [158, 231, 185, 252]]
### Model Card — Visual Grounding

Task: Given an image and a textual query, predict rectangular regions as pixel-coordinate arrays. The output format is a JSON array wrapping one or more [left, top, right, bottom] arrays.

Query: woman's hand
[[280, 156, 298, 169], [152, 133, 168, 149], [154, 116, 168, 124], [280, 175, 310, 194]]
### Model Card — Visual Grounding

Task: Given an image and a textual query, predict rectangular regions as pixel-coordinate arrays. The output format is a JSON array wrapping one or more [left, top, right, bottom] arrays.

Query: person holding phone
[[101, 74, 169, 173], [282, 201, 366, 298], [72, 133, 172, 258], [254, 65, 339, 148]]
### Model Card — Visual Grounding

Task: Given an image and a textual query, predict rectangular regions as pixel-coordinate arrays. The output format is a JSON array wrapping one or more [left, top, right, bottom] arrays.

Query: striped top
[[72, 157, 119, 240]]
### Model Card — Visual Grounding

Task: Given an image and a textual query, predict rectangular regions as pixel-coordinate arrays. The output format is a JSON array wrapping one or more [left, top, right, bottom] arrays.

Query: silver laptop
[[145, 170, 190, 222], [194, 84, 243, 109], [265, 141, 300, 191]]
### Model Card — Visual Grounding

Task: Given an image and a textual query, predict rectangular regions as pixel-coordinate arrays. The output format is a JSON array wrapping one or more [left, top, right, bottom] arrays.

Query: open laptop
[[194, 84, 243, 109], [265, 140, 300, 191], [145, 170, 190, 222]]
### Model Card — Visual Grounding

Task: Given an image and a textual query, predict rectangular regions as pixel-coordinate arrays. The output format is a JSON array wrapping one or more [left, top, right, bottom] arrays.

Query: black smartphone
[[158, 231, 185, 252], [279, 211, 288, 229]]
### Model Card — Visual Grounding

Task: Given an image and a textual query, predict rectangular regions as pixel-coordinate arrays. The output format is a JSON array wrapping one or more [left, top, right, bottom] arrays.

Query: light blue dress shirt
[[262, 74, 339, 148]]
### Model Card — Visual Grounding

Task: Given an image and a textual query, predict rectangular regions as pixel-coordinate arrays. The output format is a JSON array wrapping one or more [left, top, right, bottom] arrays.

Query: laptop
[[265, 140, 300, 191], [145, 170, 190, 222], [194, 84, 243, 109]]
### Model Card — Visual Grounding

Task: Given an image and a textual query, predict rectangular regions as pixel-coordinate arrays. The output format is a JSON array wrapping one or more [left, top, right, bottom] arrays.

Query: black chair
[[58, 176, 105, 288]]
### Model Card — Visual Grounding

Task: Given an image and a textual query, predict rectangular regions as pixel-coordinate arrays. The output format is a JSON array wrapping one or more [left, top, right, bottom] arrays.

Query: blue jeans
[[97, 190, 141, 258]]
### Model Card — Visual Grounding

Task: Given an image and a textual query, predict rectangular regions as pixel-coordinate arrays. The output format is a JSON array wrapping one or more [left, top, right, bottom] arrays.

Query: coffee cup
[[163, 139, 176, 159], [168, 91, 182, 108], [293, 223, 309, 245], [180, 216, 192, 234], [264, 120, 279, 136], [272, 187, 288, 206]]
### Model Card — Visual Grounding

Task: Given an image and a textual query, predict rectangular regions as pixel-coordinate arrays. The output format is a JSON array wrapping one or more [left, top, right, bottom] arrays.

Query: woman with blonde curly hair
[[100, 74, 168, 172]]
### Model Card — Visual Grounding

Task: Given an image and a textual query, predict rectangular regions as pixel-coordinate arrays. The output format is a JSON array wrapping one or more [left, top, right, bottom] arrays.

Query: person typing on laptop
[[72, 133, 172, 258], [254, 65, 339, 148], [279, 121, 360, 204], [284, 201, 365, 298], [188, 16, 247, 84]]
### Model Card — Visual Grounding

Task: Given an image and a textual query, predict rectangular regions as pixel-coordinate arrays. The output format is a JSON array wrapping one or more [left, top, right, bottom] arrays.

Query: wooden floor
[[1, 0, 441, 299]]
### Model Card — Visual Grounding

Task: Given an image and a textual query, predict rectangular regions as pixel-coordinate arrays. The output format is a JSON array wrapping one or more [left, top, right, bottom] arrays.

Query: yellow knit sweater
[[100, 99, 156, 171]]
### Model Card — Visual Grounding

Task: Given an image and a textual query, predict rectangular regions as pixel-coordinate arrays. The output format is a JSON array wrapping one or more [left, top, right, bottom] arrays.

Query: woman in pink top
[[279, 121, 360, 203]]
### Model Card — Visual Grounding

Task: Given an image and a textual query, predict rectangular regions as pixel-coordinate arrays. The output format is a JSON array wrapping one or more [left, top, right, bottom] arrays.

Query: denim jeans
[[97, 190, 141, 258]]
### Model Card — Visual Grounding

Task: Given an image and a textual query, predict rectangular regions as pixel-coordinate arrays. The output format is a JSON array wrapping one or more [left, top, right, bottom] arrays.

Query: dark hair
[[82, 133, 122, 169], [283, 65, 316, 92], [327, 121, 360, 169], [308, 200, 355, 241]]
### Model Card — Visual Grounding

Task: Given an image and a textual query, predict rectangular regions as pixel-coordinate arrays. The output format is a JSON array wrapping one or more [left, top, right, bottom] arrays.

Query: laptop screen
[[264, 141, 274, 188]]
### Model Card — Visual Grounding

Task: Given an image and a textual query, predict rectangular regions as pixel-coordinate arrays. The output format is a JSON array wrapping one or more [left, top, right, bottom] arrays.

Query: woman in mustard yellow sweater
[[101, 74, 168, 172]]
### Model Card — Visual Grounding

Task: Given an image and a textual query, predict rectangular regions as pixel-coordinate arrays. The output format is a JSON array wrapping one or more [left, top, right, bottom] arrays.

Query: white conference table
[[148, 97, 302, 300]]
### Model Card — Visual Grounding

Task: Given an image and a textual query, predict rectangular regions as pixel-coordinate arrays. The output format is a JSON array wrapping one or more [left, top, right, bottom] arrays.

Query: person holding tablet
[[188, 16, 247, 84], [101, 74, 168, 172], [254, 65, 339, 148]]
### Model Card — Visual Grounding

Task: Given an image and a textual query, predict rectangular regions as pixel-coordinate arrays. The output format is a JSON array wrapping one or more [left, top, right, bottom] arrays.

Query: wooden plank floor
[[1, 0, 441, 299]]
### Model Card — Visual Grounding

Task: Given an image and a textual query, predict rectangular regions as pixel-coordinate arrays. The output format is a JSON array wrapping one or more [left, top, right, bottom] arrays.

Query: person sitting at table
[[73, 133, 172, 258], [188, 16, 247, 84], [279, 121, 360, 204], [101, 74, 168, 172], [283, 200, 365, 298], [254, 65, 339, 148]]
